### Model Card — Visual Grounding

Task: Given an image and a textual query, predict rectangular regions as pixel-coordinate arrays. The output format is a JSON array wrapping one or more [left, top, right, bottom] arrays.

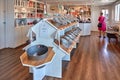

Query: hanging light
[[80, 9, 84, 13]]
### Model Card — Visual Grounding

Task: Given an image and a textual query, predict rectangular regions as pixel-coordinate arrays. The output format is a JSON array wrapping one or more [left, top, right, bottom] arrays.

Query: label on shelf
[[40, 24, 49, 38]]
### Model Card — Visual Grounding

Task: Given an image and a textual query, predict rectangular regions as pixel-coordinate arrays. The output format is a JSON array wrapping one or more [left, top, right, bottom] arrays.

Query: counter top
[[20, 47, 55, 67]]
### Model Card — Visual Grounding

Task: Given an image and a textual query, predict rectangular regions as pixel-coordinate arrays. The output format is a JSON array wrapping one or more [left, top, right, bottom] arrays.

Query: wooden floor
[[0, 32, 120, 80]]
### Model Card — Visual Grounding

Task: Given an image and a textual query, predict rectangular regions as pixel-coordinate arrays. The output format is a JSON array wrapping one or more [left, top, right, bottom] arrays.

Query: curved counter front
[[79, 23, 91, 36]]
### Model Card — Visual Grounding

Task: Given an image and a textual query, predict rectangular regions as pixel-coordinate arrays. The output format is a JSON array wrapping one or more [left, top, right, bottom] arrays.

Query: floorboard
[[0, 32, 120, 80]]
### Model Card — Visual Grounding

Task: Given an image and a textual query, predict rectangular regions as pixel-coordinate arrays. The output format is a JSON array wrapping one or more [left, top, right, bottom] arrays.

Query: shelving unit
[[14, 0, 44, 27], [1, 0, 44, 48], [54, 32, 81, 54], [48, 21, 81, 61], [12, 0, 45, 47]]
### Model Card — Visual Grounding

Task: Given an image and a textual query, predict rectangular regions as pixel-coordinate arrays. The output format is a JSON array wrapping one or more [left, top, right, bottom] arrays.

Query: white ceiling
[[40, 0, 117, 6]]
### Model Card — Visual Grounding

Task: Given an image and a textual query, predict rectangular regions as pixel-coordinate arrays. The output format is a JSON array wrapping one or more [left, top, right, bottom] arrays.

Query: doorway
[[0, 0, 6, 49], [0, 0, 8, 49]]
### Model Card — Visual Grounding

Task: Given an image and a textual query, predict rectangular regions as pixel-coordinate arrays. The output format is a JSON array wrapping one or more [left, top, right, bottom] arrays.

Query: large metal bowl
[[26, 45, 48, 60]]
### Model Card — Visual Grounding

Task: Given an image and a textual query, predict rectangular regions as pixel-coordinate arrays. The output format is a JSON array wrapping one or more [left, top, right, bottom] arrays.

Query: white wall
[[0, 0, 5, 49], [99, 1, 120, 29], [0, 0, 16, 49], [109, 1, 120, 31], [91, 6, 101, 31], [91, 4, 118, 31], [99, 5, 113, 26], [46, 4, 59, 16], [46, 4, 113, 32], [5, 0, 14, 48]]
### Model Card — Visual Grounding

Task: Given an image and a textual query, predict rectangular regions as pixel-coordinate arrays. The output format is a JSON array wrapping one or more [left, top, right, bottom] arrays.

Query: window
[[102, 9, 109, 21], [115, 4, 120, 21]]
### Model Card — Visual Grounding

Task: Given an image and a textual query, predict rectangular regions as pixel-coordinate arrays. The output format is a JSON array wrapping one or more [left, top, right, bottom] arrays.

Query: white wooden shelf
[[14, 0, 44, 27]]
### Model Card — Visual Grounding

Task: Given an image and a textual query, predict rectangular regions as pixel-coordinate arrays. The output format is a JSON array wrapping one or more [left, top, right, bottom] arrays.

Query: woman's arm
[[98, 16, 101, 21]]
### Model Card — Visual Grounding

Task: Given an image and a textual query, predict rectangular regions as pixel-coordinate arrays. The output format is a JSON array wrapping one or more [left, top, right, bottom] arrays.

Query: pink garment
[[98, 16, 106, 31]]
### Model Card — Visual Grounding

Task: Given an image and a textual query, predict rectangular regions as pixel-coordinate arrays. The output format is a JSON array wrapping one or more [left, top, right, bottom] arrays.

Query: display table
[[20, 17, 81, 80], [79, 23, 91, 36], [20, 47, 55, 80]]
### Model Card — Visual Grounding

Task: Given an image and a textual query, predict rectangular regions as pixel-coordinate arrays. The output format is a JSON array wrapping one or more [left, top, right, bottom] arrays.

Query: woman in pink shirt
[[98, 12, 106, 38]]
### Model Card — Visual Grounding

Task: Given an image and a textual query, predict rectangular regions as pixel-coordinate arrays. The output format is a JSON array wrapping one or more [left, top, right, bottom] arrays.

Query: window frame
[[102, 9, 109, 21], [115, 4, 120, 22]]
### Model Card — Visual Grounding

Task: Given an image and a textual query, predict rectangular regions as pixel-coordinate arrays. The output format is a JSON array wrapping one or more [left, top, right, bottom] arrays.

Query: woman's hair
[[100, 12, 103, 15]]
